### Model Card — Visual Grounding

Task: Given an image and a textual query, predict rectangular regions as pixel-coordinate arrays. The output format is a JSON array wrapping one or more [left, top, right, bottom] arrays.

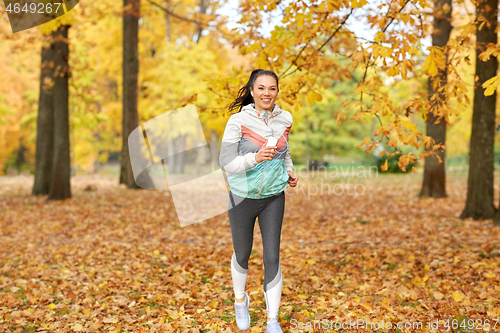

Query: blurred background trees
[[0, 0, 499, 222]]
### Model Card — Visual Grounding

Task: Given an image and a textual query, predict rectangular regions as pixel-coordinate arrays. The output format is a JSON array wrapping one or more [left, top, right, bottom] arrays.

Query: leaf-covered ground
[[1, 170, 499, 332]]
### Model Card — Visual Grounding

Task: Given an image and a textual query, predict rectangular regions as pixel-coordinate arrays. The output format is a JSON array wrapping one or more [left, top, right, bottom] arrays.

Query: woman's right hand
[[255, 144, 276, 163]]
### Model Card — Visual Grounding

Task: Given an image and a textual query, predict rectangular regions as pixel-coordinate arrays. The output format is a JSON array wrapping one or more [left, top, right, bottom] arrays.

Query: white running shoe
[[266, 318, 283, 333], [234, 294, 250, 330]]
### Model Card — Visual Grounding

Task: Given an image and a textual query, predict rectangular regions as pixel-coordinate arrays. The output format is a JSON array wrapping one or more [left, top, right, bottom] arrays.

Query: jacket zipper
[[255, 114, 273, 198], [255, 160, 268, 198]]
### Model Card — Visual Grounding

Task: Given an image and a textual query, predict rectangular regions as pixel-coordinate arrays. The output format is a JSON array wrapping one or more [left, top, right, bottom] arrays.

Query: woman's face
[[251, 75, 278, 112]]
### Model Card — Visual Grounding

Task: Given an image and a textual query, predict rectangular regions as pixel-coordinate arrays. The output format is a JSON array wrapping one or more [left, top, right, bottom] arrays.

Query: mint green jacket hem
[[230, 183, 289, 199]]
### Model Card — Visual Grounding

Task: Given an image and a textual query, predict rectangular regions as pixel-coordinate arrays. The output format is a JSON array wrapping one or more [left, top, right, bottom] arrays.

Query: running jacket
[[219, 103, 294, 199]]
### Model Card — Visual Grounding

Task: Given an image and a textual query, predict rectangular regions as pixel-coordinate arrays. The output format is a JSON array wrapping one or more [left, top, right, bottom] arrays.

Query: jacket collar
[[241, 103, 283, 119]]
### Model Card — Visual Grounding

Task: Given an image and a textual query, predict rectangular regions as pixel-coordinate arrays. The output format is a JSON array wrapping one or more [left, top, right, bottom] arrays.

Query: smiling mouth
[[261, 98, 271, 102]]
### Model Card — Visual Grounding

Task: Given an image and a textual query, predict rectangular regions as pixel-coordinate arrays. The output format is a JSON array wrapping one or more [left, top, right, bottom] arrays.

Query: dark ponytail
[[227, 69, 279, 116]]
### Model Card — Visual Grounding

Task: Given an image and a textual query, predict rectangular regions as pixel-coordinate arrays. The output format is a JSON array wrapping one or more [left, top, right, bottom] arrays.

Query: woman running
[[219, 69, 298, 332]]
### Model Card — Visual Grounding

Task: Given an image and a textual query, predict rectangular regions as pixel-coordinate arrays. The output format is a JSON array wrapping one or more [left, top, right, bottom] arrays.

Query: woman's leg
[[257, 191, 285, 321], [228, 191, 260, 300]]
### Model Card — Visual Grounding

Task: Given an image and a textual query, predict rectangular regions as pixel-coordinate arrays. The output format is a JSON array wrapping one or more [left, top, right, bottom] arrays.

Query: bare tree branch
[[281, 9, 354, 79]]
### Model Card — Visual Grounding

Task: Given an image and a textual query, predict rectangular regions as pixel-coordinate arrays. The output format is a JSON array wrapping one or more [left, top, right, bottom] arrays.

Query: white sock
[[231, 252, 248, 300], [264, 266, 282, 319]]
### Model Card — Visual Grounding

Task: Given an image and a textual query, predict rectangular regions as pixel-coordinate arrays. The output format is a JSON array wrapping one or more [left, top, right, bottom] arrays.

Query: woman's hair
[[227, 69, 279, 115]]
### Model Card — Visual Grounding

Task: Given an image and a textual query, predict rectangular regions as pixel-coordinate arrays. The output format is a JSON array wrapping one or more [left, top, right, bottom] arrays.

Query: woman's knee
[[263, 253, 280, 268], [234, 249, 252, 268]]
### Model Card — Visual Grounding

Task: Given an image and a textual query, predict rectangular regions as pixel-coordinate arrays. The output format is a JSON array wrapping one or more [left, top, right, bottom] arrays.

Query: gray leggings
[[228, 190, 285, 292]]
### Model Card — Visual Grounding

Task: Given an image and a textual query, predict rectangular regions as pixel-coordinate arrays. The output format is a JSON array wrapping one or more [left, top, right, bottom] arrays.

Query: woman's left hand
[[287, 171, 298, 187]]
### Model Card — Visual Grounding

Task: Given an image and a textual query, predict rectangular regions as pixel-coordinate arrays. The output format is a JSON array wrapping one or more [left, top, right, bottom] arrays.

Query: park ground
[[0, 169, 500, 332]]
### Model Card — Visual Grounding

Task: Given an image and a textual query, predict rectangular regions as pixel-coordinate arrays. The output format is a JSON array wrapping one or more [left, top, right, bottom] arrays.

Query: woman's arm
[[219, 117, 259, 174], [285, 114, 294, 172]]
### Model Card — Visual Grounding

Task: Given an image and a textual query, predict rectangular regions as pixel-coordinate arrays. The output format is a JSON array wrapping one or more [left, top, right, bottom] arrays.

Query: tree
[[32, 34, 55, 195], [461, 0, 498, 220], [120, 0, 142, 188], [210, 0, 450, 174], [165, 0, 172, 42], [32, 24, 72, 200], [168, 0, 207, 175], [193, 0, 207, 43], [419, 0, 452, 198], [48, 24, 72, 200]]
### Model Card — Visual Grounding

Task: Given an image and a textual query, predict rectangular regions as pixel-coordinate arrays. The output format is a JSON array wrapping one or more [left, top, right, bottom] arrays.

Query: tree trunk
[[120, 0, 141, 188], [175, 134, 186, 173], [210, 129, 219, 170], [48, 24, 72, 200], [15, 140, 26, 168], [168, 136, 176, 174], [193, 0, 207, 43], [165, 0, 171, 42], [419, 0, 452, 198], [461, 0, 498, 220], [33, 38, 55, 195], [195, 122, 200, 175]]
